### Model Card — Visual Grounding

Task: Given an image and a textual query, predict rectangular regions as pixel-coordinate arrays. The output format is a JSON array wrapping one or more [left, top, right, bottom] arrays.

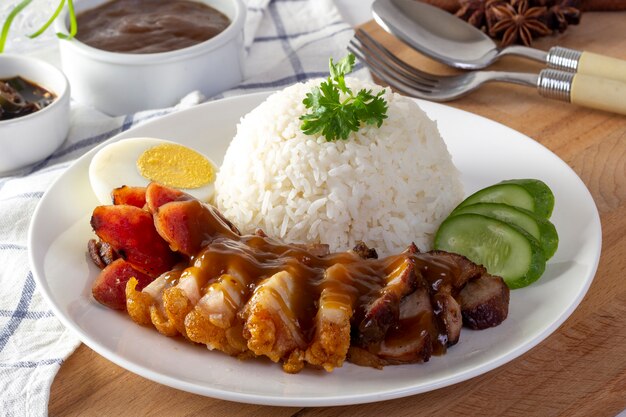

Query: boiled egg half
[[89, 137, 216, 205]]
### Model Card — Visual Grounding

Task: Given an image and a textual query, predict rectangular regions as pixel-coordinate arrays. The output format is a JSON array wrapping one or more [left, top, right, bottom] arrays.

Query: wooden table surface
[[50, 13, 626, 417]]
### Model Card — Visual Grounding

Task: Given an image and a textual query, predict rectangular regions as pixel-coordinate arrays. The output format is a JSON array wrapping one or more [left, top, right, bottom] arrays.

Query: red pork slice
[[92, 258, 153, 310], [147, 183, 242, 235], [154, 200, 240, 257], [357, 246, 419, 345], [458, 273, 510, 329], [375, 287, 434, 364], [427, 250, 487, 290], [432, 291, 462, 346], [111, 185, 147, 207], [145, 182, 189, 214], [91, 205, 178, 276]]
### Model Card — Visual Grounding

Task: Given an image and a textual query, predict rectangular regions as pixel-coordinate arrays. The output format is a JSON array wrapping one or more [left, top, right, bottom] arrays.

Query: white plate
[[29, 92, 601, 406]]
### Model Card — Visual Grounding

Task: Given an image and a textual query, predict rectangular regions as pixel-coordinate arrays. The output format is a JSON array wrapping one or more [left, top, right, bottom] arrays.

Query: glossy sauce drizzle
[[170, 200, 465, 355]]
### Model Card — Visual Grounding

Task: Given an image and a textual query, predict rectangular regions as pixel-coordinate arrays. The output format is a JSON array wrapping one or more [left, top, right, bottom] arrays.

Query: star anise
[[456, 0, 504, 31], [456, 0, 485, 27], [547, 0, 582, 32], [486, 0, 552, 47], [529, 0, 554, 6]]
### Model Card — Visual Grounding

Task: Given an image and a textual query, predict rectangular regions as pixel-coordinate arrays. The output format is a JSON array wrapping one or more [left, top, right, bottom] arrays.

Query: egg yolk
[[137, 143, 215, 188]]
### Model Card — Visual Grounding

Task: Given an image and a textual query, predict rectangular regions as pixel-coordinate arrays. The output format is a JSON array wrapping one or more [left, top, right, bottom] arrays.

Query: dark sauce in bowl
[[0, 77, 56, 121], [75, 0, 231, 54]]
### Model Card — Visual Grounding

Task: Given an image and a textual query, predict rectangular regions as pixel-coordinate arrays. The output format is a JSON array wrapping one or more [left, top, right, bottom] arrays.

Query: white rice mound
[[214, 78, 463, 256]]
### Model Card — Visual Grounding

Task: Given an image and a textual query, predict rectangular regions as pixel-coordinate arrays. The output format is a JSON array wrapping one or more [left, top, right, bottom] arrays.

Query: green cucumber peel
[[453, 179, 554, 219], [434, 213, 546, 289], [498, 179, 555, 218], [450, 202, 558, 259]]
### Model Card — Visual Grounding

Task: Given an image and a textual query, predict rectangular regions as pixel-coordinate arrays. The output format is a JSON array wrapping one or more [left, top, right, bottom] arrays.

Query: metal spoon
[[372, 0, 626, 83], [349, 29, 626, 117]]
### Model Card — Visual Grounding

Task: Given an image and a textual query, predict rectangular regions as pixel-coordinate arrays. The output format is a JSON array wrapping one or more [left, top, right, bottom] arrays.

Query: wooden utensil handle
[[577, 51, 626, 84], [571, 73, 626, 115]]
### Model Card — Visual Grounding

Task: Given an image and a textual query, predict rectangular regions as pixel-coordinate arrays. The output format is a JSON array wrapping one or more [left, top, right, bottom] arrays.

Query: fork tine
[[354, 31, 437, 88], [355, 29, 440, 84], [348, 45, 435, 99], [348, 38, 435, 97], [350, 29, 541, 102]]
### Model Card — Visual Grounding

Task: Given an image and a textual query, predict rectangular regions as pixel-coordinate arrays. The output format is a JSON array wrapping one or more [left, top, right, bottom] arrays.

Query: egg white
[[89, 137, 216, 205]]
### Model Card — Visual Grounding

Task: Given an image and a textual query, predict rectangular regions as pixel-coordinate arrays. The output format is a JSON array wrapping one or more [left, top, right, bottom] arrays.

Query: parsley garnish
[[299, 54, 388, 141]]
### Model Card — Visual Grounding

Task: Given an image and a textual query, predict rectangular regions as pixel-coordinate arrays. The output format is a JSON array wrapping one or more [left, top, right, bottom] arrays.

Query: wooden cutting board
[[49, 14, 626, 417]]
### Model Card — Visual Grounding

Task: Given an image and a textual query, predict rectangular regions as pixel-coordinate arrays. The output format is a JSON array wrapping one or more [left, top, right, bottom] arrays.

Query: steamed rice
[[214, 77, 463, 256]]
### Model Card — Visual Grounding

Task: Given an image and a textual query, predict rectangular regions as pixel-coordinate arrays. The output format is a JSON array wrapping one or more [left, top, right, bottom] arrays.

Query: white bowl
[[55, 0, 246, 116], [0, 55, 70, 173]]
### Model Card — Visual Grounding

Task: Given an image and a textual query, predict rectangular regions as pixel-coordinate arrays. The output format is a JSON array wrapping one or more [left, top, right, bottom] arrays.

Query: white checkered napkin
[[0, 173, 81, 417], [224, 0, 370, 96], [0, 0, 370, 414]]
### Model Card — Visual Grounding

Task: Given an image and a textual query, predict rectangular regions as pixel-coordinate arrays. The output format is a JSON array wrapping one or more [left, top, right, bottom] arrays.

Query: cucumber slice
[[434, 213, 546, 289], [454, 179, 554, 219], [450, 203, 559, 259], [500, 179, 555, 218]]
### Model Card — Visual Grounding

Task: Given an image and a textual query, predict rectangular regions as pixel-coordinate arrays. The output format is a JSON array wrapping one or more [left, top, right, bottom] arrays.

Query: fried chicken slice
[[126, 277, 153, 326], [305, 264, 358, 372], [242, 271, 310, 371], [184, 271, 250, 356], [126, 269, 183, 336], [161, 263, 220, 338]]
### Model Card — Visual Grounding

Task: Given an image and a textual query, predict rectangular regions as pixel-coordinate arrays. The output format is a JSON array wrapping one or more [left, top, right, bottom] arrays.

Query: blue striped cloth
[[0, 0, 368, 414]]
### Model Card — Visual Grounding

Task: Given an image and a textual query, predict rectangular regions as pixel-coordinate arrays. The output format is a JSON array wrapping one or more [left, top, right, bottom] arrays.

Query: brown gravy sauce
[[177, 200, 463, 355], [75, 0, 230, 54]]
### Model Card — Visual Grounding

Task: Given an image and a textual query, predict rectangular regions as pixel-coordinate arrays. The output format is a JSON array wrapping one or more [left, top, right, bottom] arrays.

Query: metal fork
[[348, 29, 626, 115]]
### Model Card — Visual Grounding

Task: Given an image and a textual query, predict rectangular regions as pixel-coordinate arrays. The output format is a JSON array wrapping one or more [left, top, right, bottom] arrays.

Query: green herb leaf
[[300, 53, 388, 142], [56, 0, 78, 40], [0, 0, 33, 53], [29, 0, 66, 39], [329, 54, 354, 93]]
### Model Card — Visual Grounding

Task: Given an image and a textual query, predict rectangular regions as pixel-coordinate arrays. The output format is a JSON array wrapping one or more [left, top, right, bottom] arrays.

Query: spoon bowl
[[372, 0, 548, 70], [373, 0, 505, 69]]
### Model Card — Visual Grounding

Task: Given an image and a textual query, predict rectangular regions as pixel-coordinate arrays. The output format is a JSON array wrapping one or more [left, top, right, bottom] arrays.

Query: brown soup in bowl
[[75, 0, 231, 54]]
